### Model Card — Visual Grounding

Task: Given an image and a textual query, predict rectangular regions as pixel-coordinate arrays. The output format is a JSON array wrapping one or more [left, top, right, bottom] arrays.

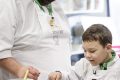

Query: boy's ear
[[106, 43, 112, 52], [106, 43, 112, 49]]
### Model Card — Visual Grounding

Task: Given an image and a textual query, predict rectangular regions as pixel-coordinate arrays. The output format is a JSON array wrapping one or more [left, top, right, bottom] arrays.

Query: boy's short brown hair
[[82, 24, 112, 47]]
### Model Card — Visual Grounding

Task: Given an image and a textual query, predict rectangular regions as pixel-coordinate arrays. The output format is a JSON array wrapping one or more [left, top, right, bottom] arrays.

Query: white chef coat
[[0, 0, 71, 79], [62, 53, 120, 80]]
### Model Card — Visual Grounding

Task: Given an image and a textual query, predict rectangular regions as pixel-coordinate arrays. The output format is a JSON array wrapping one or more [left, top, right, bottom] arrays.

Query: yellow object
[[49, 17, 55, 26], [23, 70, 29, 80]]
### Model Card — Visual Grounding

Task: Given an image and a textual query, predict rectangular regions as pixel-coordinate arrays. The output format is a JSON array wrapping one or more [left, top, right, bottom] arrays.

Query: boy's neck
[[100, 51, 115, 70], [104, 52, 113, 63]]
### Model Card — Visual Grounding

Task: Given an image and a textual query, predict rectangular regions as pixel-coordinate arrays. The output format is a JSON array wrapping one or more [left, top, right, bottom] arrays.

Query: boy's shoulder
[[74, 58, 91, 69], [76, 58, 90, 65], [73, 58, 90, 77]]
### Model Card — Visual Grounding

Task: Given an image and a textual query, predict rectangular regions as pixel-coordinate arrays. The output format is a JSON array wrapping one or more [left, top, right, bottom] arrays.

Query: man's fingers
[[27, 66, 40, 80], [28, 66, 40, 76]]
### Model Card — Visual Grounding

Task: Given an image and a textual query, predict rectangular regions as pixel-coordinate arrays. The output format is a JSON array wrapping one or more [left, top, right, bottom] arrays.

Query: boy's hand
[[49, 71, 62, 80]]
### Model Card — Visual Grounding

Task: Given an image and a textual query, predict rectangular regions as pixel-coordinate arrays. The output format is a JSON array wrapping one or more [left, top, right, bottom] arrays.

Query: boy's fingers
[[49, 72, 57, 80], [56, 72, 62, 80]]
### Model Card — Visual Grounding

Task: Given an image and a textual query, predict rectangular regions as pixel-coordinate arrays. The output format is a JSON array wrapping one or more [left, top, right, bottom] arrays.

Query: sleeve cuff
[[0, 50, 12, 59]]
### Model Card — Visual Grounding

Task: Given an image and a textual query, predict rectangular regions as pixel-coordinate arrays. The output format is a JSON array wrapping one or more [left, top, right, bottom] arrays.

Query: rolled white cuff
[[0, 50, 12, 59]]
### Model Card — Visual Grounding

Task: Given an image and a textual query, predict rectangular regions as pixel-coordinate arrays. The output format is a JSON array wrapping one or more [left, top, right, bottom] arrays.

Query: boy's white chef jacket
[[0, 0, 71, 79], [62, 53, 120, 80]]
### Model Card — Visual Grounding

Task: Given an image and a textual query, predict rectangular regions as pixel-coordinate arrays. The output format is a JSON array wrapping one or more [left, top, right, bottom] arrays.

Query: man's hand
[[17, 66, 40, 80], [0, 57, 40, 80], [49, 71, 62, 80]]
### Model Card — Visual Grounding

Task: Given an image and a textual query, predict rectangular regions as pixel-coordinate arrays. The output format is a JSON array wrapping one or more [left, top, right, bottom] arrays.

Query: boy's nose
[[85, 52, 92, 58]]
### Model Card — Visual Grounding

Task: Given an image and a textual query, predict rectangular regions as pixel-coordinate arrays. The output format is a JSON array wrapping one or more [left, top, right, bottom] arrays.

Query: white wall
[[109, 0, 120, 38]]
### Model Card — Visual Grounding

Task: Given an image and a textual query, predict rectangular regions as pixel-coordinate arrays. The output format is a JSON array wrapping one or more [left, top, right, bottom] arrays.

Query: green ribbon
[[35, 0, 53, 16], [99, 51, 115, 70]]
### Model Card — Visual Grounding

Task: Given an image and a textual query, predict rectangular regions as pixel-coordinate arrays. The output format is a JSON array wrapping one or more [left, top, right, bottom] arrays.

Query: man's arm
[[0, 57, 23, 77], [0, 57, 40, 80]]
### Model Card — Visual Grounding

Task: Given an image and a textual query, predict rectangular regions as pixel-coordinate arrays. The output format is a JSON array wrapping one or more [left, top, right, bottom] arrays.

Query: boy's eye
[[89, 50, 96, 53]]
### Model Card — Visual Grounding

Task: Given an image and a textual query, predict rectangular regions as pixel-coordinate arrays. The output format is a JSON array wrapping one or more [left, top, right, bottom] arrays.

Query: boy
[[49, 24, 120, 80]]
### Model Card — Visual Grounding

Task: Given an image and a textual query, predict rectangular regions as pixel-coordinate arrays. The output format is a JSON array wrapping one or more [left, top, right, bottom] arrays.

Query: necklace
[[35, 0, 63, 45], [49, 17, 64, 45]]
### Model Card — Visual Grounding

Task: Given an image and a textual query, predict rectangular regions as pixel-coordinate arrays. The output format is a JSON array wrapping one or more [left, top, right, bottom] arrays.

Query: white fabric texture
[[0, 0, 71, 79]]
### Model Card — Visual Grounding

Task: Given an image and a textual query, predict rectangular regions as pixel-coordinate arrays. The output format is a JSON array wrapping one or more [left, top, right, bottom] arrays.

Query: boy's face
[[82, 41, 112, 66]]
